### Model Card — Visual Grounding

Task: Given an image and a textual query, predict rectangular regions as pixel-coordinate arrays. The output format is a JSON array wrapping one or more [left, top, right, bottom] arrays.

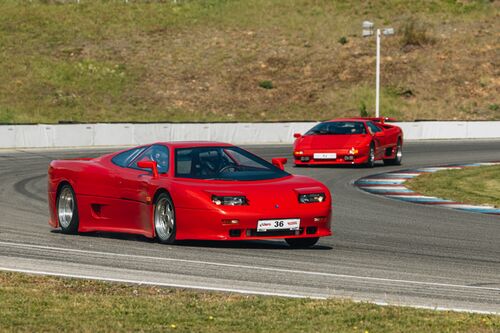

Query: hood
[[173, 175, 331, 212], [295, 134, 370, 150]]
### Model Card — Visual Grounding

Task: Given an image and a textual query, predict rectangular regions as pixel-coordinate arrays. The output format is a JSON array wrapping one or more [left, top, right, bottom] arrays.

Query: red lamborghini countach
[[293, 117, 403, 167], [48, 142, 332, 248]]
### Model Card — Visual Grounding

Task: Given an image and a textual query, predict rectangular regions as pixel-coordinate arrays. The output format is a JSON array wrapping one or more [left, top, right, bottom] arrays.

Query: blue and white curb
[[354, 162, 500, 215]]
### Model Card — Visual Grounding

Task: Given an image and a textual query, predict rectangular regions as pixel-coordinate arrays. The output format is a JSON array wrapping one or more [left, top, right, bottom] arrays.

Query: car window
[[111, 147, 147, 167], [130, 145, 170, 174], [224, 149, 265, 169], [366, 121, 382, 133], [305, 121, 366, 135], [175, 146, 289, 181]]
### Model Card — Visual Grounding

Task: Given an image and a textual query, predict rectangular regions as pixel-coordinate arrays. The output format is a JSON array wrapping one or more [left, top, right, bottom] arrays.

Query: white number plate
[[313, 153, 337, 159], [257, 218, 300, 232]]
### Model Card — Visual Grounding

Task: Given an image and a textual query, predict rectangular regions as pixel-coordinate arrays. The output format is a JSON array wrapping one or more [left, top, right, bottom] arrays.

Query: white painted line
[[386, 196, 453, 203], [386, 195, 445, 199], [362, 189, 413, 193], [359, 184, 408, 190], [0, 267, 323, 300], [416, 167, 462, 172], [367, 299, 499, 315], [442, 204, 496, 209], [384, 173, 420, 177], [1, 266, 497, 315], [1, 241, 499, 292], [358, 186, 410, 190], [359, 178, 408, 182]]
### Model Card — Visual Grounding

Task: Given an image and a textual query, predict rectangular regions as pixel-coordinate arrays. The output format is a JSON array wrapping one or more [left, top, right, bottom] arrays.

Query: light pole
[[362, 22, 394, 118]]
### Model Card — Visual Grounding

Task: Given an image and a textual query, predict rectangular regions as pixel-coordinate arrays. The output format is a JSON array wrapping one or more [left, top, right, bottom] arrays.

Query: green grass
[[0, 0, 499, 123], [406, 165, 500, 208], [0, 271, 498, 333]]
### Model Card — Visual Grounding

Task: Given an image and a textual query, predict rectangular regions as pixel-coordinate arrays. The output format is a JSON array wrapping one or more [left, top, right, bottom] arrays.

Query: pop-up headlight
[[212, 195, 248, 206], [298, 193, 325, 203]]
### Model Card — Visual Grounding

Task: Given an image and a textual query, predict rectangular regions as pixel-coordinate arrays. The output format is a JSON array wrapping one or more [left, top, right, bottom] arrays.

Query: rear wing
[[354, 117, 397, 124]]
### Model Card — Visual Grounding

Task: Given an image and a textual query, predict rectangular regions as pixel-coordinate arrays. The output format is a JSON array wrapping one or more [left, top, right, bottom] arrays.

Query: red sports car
[[48, 142, 332, 248], [293, 117, 403, 167]]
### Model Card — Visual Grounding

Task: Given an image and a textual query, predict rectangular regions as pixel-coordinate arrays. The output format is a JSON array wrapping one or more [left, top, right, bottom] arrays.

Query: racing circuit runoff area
[[0, 139, 499, 314]]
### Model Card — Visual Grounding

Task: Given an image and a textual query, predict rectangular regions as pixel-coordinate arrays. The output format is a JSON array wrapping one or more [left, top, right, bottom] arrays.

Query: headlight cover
[[298, 193, 325, 203], [212, 195, 248, 206]]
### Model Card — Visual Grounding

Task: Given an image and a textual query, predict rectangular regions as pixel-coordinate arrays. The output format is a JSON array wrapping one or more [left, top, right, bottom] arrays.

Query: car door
[[74, 147, 146, 231], [112, 145, 170, 233], [93, 146, 149, 232], [366, 121, 387, 158]]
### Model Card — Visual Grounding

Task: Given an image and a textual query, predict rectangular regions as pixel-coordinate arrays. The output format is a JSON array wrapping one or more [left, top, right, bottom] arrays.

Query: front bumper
[[175, 205, 332, 241], [293, 148, 369, 165]]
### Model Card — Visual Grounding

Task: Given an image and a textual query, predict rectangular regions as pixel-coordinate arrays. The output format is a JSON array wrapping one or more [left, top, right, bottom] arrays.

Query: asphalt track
[[0, 140, 499, 313]]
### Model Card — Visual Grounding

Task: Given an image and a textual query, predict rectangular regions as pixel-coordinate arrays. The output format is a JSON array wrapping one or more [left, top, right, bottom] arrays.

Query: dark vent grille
[[229, 229, 241, 237], [306, 227, 317, 234]]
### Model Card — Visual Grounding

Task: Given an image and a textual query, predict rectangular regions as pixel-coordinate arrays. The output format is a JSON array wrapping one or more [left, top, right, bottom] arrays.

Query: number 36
[[274, 221, 284, 227]]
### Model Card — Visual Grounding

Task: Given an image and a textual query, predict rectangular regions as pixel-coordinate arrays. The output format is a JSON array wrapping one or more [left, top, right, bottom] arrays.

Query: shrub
[[338, 36, 348, 45], [359, 101, 369, 117], [259, 80, 274, 89], [401, 19, 434, 48], [488, 104, 499, 111]]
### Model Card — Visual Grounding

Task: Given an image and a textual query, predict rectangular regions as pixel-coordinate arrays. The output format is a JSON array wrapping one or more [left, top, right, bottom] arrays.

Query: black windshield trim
[[305, 121, 367, 136]]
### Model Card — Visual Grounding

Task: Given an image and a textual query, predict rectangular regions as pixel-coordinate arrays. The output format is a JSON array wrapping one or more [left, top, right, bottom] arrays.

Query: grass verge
[[0, 271, 499, 332], [405, 165, 500, 208], [0, 0, 499, 123]]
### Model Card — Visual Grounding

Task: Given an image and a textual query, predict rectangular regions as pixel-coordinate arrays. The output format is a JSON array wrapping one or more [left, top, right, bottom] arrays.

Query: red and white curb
[[355, 162, 500, 215]]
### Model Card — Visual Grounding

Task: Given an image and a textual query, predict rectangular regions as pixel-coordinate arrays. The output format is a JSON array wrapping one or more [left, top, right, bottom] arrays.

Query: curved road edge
[[354, 162, 500, 215]]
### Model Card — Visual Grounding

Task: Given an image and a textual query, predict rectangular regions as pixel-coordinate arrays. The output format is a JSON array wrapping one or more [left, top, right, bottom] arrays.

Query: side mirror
[[137, 160, 159, 178], [293, 133, 302, 139], [374, 131, 385, 137], [272, 157, 288, 171]]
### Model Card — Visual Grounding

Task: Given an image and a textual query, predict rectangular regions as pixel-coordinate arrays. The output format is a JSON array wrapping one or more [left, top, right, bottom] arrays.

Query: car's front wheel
[[57, 184, 79, 234], [154, 192, 177, 244], [384, 139, 402, 166], [285, 237, 319, 248], [364, 143, 375, 168]]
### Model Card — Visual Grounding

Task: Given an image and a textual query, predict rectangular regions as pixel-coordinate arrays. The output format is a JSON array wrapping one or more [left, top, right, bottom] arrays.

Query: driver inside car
[[194, 149, 237, 177], [200, 151, 224, 176], [149, 147, 169, 173]]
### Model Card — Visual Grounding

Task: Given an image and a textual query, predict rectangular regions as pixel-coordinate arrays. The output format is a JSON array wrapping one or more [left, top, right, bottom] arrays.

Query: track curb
[[354, 162, 500, 215]]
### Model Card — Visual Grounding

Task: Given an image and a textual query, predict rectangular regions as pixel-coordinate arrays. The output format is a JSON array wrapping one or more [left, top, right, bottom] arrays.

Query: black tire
[[364, 143, 375, 168], [285, 237, 319, 248], [384, 139, 403, 166], [154, 192, 177, 244], [57, 184, 79, 234]]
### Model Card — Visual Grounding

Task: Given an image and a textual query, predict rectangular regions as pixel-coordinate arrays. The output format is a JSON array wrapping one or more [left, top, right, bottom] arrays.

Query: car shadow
[[51, 230, 332, 250], [51, 229, 155, 243], [175, 240, 333, 250]]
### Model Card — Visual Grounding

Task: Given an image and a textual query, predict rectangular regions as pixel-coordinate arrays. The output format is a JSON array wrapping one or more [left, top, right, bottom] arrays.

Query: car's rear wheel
[[384, 139, 402, 165], [57, 184, 79, 234], [285, 237, 319, 248], [154, 193, 176, 244], [364, 143, 375, 168]]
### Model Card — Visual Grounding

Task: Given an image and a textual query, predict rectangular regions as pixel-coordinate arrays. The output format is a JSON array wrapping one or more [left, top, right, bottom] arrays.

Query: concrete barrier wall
[[0, 121, 499, 148]]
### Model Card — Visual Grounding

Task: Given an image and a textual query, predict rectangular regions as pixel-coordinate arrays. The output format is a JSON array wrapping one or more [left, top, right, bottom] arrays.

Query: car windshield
[[175, 146, 290, 181], [306, 121, 366, 135]]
